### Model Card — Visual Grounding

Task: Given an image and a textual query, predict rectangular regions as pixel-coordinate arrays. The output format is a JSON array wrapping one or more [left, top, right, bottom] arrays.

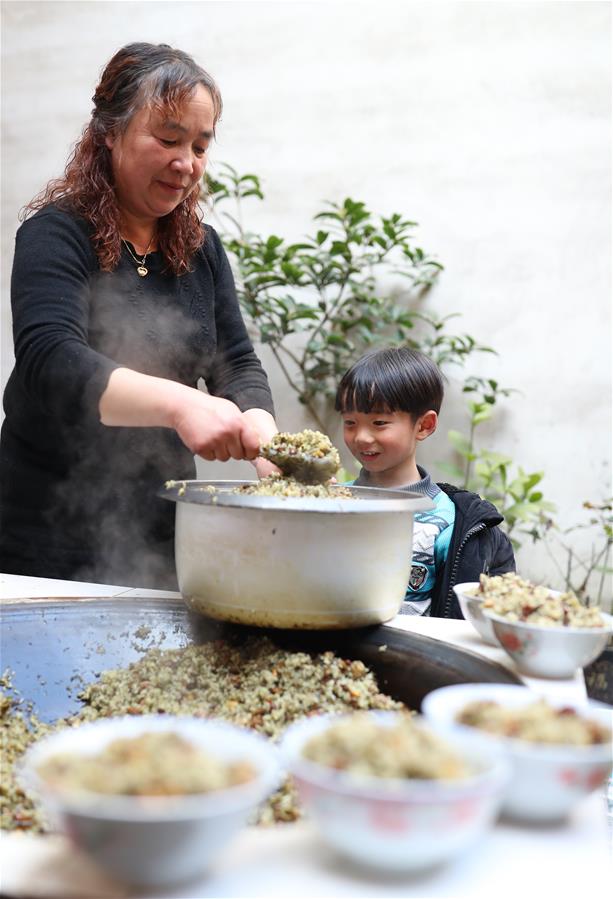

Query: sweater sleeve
[[202, 226, 275, 416], [10, 208, 119, 426]]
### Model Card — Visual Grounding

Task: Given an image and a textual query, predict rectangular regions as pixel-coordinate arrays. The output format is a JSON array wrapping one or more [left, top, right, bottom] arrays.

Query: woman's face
[[105, 83, 215, 225]]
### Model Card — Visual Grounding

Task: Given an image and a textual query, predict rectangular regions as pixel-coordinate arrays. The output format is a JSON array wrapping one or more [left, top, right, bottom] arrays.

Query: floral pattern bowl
[[453, 581, 499, 646], [482, 610, 613, 678], [422, 683, 612, 822], [280, 710, 509, 872]]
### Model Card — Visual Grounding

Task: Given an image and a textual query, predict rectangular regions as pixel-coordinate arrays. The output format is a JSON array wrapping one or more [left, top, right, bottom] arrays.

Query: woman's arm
[[99, 367, 261, 461], [203, 227, 276, 417], [194, 227, 280, 469], [10, 209, 118, 425], [11, 212, 273, 464]]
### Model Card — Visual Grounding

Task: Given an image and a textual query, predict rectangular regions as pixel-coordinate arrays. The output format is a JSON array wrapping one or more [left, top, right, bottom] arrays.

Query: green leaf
[[475, 461, 498, 479], [330, 240, 351, 257], [522, 472, 544, 492], [280, 262, 303, 281], [447, 430, 473, 457], [505, 500, 551, 523], [314, 210, 343, 222], [472, 408, 493, 425], [480, 450, 512, 467], [287, 308, 319, 322], [437, 461, 466, 482], [266, 235, 284, 250]]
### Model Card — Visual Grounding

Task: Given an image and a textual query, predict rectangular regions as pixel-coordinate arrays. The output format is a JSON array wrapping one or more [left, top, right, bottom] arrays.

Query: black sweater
[[0, 206, 274, 588]]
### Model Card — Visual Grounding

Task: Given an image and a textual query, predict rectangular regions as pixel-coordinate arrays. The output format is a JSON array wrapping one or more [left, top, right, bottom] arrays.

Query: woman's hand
[[252, 457, 280, 478], [241, 409, 280, 479], [173, 394, 261, 462], [99, 368, 262, 462]]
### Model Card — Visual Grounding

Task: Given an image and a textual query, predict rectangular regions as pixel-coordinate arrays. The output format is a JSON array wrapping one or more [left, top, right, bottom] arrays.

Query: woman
[[0, 43, 277, 589]]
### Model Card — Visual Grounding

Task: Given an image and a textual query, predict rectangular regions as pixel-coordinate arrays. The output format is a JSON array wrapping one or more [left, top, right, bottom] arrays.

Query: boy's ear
[[416, 410, 438, 441]]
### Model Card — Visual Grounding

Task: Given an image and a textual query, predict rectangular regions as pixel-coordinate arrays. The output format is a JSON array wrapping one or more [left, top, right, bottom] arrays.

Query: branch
[[268, 345, 305, 399], [298, 269, 352, 372]]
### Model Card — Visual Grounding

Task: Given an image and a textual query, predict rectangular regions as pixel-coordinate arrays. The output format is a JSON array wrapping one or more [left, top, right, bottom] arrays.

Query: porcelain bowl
[[19, 715, 281, 888], [482, 610, 613, 678], [453, 581, 499, 646], [280, 710, 509, 872], [422, 683, 612, 822]]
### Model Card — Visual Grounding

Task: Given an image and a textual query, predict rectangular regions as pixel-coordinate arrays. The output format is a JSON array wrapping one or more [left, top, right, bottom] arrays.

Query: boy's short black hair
[[335, 346, 444, 418]]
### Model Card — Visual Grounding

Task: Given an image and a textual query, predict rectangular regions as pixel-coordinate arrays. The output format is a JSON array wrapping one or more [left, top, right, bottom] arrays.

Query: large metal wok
[[0, 597, 521, 722], [160, 480, 433, 629]]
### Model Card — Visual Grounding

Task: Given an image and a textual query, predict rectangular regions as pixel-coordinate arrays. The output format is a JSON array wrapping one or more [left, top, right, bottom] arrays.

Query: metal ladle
[[259, 432, 341, 485]]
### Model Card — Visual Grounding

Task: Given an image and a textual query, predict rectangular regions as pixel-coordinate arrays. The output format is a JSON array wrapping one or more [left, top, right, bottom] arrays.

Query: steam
[[20, 254, 269, 590], [42, 270, 216, 590]]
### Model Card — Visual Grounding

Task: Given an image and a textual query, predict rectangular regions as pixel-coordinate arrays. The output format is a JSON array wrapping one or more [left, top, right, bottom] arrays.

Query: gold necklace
[[122, 235, 155, 277]]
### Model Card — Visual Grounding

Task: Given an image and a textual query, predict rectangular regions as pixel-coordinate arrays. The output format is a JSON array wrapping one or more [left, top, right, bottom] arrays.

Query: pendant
[[137, 265, 148, 277]]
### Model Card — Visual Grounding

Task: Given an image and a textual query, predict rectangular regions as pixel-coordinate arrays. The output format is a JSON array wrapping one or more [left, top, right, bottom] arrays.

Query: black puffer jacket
[[429, 484, 516, 619]]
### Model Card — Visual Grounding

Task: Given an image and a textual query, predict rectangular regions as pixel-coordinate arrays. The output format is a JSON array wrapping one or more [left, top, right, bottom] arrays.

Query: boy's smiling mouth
[[359, 450, 381, 462]]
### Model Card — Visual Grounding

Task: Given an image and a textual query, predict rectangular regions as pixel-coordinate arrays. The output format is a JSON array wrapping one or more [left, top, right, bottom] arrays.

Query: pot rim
[[159, 479, 434, 514]]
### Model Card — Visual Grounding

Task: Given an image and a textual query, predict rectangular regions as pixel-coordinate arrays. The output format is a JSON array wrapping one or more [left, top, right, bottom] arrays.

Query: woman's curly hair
[[22, 43, 222, 275]]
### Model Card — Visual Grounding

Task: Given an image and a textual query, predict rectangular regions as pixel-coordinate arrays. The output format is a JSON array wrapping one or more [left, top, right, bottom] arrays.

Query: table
[[1, 573, 611, 898]]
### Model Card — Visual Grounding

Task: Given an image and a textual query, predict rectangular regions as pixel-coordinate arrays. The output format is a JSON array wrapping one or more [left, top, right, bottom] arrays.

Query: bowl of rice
[[422, 683, 612, 822], [476, 573, 612, 678], [453, 581, 499, 646], [19, 714, 281, 888], [280, 710, 508, 871]]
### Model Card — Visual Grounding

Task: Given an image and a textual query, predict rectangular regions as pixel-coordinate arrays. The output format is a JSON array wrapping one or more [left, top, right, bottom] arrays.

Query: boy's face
[[341, 409, 436, 484]]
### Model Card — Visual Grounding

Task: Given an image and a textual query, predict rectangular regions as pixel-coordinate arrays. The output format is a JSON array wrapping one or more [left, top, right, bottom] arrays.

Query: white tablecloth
[[1, 573, 611, 898]]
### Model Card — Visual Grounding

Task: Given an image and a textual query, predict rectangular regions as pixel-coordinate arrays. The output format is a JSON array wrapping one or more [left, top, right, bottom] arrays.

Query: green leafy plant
[[442, 383, 611, 598], [203, 164, 609, 604], [203, 164, 492, 430], [438, 377, 556, 546]]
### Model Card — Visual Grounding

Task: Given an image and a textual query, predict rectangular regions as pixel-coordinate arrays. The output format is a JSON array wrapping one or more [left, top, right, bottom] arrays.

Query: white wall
[[1, 1, 611, 596]]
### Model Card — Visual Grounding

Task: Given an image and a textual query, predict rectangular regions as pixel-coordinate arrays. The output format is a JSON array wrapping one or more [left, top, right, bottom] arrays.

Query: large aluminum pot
[[161, 480, 433, 629]]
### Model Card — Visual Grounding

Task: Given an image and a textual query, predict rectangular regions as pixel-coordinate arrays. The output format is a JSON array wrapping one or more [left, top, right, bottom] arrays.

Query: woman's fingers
[[174, 394, 267, 463], [212, 446, 231, 462], [239, 422, 261, 460], [252, 457, 280, 479], [198, 448, 218, 462], [203, 420, 259, 462]]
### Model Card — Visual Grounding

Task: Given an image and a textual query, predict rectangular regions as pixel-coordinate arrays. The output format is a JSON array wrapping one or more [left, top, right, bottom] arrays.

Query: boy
[[335, 346, 515, 618]]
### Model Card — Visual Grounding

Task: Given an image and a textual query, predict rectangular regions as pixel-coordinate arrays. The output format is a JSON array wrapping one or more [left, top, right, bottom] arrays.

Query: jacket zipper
[[443, 522, 488, 618]]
